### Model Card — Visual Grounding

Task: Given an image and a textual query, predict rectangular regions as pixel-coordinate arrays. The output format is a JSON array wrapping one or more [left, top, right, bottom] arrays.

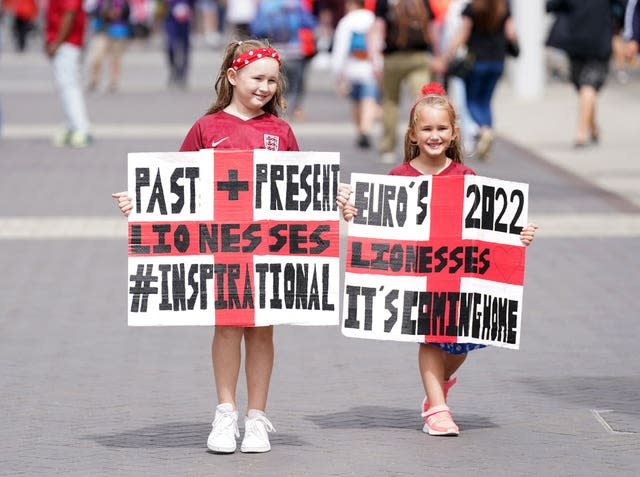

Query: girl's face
[[227, 57, 280, 114], [409, 105, 456, 161]]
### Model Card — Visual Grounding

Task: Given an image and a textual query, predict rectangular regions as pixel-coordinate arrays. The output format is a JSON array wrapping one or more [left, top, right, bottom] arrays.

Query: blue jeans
[[166, 19, 191, 83], [464, 60, 504, 128]]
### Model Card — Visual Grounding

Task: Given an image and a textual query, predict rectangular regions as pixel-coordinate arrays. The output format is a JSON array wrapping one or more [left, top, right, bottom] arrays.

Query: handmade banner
[[127, 149, 341, 326], [341, 173, 529, 349]]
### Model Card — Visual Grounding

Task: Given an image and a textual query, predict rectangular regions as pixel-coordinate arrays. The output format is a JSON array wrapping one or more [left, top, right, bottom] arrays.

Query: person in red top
[[337, 83, 537, 437], [45, 0, 91, 147], [114, 39, 298, 455], [2, 0, 39, 52]]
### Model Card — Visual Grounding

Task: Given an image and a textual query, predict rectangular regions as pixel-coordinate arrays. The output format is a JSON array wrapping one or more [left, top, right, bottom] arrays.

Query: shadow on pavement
[[306, 406, 497, 431], [519, 376, 640, 414], [85, 421, 307, 448]]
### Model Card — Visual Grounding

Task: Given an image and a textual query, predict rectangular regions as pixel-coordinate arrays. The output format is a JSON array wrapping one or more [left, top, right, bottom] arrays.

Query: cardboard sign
[[342, 173, 529, 349], [127, 149, 341, 326]]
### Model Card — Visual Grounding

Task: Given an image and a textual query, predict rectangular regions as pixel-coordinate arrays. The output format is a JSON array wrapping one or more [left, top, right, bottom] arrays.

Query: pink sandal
[[422, 404, 459, 436]]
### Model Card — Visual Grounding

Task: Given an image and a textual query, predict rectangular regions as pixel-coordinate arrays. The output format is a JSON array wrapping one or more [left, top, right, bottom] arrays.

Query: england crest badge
[[263, 134, 280, 151]]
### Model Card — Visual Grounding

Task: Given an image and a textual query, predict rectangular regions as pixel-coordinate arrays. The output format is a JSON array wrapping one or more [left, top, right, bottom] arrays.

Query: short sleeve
[[179, 121, 204, 152], [287, 126, 300, 151]]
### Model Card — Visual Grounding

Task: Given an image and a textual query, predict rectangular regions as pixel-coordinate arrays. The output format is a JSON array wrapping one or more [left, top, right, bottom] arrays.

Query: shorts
[[569, 57, 608, 91], [349, 81, 380, 102]]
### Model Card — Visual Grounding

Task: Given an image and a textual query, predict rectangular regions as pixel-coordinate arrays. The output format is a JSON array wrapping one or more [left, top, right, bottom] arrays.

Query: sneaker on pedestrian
[[616, 69, 629, 84], [68, 131, 92, 148], [240, 409, 275, 453], [380, 152, 396, 164], [207, 403, 239, 453], [476, 129, 493, 160], [52, 130, 70, 147], [356, 133, 371, 149], [421, 375, 457, 415], [422, 404, 459, 436]]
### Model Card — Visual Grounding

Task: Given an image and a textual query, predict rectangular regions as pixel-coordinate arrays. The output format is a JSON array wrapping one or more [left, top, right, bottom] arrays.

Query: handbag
[[447, 52, 475, 79], [505, 39, 520, 58]]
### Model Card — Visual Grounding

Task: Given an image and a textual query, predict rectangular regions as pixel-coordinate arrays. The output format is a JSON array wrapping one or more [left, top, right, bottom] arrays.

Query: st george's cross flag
[[341, 173, 529, 349], [126, 149, 341, 326]]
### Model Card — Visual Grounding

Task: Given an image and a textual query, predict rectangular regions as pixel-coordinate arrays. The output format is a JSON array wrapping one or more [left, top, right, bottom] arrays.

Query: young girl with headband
[[337, 82, 538, 436], [113, 39, 299, 453]]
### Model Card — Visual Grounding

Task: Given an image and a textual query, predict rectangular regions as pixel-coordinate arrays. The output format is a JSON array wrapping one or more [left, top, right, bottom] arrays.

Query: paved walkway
[[1, 40, 639, 476]]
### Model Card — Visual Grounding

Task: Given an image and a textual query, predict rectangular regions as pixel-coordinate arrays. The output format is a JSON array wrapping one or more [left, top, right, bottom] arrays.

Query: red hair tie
[[420, 82, 446, 96], [231, 48, 281, 71]]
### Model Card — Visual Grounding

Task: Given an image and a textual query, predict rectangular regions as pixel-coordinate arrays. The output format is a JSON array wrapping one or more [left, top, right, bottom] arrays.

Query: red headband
[[231, 48, 281, 71], [410, 82, 448, 116], [421, 82, 446, 96]]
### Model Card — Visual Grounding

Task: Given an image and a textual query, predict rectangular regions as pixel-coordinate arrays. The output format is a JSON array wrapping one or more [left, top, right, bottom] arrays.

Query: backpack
[[349, 31, 368, 57], [385, 0, 431, 51]]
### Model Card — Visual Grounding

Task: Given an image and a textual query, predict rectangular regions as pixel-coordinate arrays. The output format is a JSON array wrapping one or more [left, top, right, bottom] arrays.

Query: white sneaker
[[68, 131, 92, 148], [207, 403, 239, 453], [240, 409, 275, 453], [52, 130, 70, 147]]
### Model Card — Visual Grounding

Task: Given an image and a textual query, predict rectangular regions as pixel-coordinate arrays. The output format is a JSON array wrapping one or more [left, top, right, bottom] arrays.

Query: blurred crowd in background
[[0, 0, 638, 152]]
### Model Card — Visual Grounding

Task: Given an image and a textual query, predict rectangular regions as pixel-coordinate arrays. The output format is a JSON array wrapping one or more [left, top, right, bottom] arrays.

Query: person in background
[[370, 0, 438, 163], [438, 0, 477, 153], [225, 0, 256, 39], [331, 0, 379, 148], [199, 0, 223, 48], [250, 0, 317, 121], [545, 0, 621, 147], [623, 0, 640, 61], [164, 0, 196, 88], [45, 0, 92, 147], [612, 0, 630, 83], [434, 0, 516, 160], [86, 0, 132, 92], [3, 0, 39, 52]]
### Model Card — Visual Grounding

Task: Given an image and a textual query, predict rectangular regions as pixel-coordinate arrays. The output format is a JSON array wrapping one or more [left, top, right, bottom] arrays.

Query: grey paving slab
[[1, 38, 639, 476]]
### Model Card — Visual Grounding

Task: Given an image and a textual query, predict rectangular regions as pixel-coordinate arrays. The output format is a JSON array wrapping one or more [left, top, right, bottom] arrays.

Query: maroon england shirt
[[388, 160, 475, 177], [179, 110, 299, 152]]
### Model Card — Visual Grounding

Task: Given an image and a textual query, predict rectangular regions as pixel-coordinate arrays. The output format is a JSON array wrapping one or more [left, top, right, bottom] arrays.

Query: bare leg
[[419, 344, 466, 408], [244, 326, 274, 412], [87, 34, 108, 90], [359, 97, 378, 136], [612, 34, 627, 80], [212, 326, 244, 408], [89, 55, 103, 91], [575, 85, 597, 144], [352, 102, 361, 133]]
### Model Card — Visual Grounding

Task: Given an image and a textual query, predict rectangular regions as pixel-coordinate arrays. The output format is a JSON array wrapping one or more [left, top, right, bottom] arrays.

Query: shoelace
[[212, 412, 240, 438], [245, 414, 276, 436]]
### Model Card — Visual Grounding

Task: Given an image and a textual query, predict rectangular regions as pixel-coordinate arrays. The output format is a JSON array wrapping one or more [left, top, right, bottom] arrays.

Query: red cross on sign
[[126, 149, 341, 327], [342, 173, 529, 349]]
